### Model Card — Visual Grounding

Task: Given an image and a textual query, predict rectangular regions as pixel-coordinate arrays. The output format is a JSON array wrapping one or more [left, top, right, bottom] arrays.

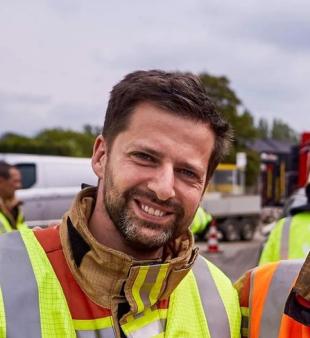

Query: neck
[[88, 185, 163, 261]]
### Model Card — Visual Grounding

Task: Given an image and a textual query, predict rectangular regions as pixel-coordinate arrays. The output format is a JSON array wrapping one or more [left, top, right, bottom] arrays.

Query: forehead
[[114, 102, 215, 165]]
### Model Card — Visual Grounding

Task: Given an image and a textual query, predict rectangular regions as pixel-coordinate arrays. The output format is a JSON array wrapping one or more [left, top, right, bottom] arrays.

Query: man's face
[[98, 102, 215, 250], [0, 168, 21, 200]]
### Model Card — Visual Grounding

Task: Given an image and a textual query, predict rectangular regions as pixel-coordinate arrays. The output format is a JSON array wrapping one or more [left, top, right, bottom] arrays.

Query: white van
[[0, 153, 97, 223]]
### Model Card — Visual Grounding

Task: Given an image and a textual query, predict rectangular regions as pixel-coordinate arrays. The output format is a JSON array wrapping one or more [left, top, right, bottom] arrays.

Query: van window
[[15, 163, 37, 189]]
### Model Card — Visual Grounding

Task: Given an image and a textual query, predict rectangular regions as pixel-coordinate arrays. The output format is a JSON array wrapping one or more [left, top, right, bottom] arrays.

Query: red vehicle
[[260, 132, 310, 207], [298, 132, 310, 188]]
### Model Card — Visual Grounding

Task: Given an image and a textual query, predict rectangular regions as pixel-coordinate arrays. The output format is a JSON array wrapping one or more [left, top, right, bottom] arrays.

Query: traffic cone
[[206, 220, 221, 253]]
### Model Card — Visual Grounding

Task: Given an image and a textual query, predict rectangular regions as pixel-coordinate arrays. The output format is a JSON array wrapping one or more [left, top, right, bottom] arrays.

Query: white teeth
[[154, 209, 161, 216], [141, 204, 165, 217]]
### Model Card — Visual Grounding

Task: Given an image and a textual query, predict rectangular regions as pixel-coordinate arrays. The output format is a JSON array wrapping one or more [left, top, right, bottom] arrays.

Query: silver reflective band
[[280, 216, 292, 259], [139, 264, 162, 308], [127, 319, 166, 338], [0, 231, 42, 337], [192, 255, 230, 337], [258, 259, 303, 338], [76, 327, 116, 338]]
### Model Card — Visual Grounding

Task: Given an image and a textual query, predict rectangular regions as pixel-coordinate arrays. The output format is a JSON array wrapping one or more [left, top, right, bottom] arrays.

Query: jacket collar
[[0, 197, 17, 227], [60, 187, 198, 315]]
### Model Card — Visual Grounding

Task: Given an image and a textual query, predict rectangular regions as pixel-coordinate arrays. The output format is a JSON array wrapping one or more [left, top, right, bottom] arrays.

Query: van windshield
[[15, 163, 36, 189]]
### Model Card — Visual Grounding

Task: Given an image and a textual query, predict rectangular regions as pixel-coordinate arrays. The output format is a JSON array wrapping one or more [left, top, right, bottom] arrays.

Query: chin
[[125, 229, 173, 251]]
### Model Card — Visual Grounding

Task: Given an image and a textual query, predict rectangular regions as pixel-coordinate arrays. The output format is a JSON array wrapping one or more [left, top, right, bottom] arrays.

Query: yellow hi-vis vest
[[0, 210, 27, 234], [191, 206, 212, 235], [259, 212, 310, 265], [0, 229, 240, 338]]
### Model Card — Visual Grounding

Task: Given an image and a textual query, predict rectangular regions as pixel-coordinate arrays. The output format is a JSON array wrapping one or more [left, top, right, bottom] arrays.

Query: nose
[[147, 165, 176, 201]]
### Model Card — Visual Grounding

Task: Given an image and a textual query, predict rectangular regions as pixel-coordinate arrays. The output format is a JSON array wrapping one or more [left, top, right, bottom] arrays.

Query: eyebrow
[[134, 145, 163, 158]]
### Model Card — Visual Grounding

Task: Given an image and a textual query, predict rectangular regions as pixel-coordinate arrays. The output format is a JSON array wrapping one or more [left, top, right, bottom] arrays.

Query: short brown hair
[[0, 161, 12, 180], [102, 70, 232, 181]]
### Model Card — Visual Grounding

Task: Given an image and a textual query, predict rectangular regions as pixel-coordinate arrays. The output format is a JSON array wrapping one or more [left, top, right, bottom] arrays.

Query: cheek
[[181, 192, 202, 217], [111, 167, 144, 193], [118, 163, 150, 186]]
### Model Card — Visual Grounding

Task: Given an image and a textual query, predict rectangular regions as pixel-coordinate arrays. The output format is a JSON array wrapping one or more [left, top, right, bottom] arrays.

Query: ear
[[91, 135, 108, 179]]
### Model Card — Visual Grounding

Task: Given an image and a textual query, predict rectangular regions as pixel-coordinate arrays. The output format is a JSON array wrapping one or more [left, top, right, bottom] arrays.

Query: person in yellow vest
[[235, 253, 310, 338], [259, 173, 310, 265], [191, 206, 213, 240], [0, 70, 240, 337], [0, 161, 27, 233]]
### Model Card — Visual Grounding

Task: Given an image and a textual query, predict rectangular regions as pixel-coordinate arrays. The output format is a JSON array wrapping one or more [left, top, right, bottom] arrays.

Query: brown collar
[[60, 187, 198, 315], [293, 252, 310, 301]]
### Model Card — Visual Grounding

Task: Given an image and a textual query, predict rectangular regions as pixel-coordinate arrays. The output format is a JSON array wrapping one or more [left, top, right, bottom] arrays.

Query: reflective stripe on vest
[[249, 259, 303, 338], [0, 229, 77, 337], [0, 231, 41, 337], [280, 216, 292, 259], [192, 255, 230, 337], [76, 328, 115, 338]]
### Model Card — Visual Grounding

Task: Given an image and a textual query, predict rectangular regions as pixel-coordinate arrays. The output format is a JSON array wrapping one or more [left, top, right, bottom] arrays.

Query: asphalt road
[[196, 231, 265, 282]]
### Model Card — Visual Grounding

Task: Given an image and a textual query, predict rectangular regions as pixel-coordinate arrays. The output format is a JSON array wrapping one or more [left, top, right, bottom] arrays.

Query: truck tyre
[[240, 219, 255, 241], [222, 219, 240, 241]]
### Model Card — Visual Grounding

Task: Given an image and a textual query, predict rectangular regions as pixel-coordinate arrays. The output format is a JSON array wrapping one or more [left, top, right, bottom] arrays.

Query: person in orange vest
[[235, 253, 310, 338], [0, 70, 240, 337]]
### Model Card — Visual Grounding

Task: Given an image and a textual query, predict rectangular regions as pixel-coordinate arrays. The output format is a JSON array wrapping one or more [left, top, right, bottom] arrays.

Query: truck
[[201, 162, 261, 241]]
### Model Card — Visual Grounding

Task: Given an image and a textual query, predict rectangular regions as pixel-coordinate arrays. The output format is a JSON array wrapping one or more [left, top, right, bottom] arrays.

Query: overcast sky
[[1, 0, 309, 137]]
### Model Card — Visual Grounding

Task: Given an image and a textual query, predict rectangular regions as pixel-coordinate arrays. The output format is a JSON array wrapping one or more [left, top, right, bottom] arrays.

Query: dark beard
[[103, 169, 184, 251]]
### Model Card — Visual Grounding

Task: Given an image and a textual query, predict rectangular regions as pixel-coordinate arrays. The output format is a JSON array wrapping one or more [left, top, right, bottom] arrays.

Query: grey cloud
[[199, 2, 310, 52], [0, 0, 309, 136], [0, 91, 51, 105], [0, 96, 104, 137]]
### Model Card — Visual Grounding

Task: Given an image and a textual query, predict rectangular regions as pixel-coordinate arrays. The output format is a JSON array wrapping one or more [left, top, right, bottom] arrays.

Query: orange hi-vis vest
[[236, 259, 310, 338]]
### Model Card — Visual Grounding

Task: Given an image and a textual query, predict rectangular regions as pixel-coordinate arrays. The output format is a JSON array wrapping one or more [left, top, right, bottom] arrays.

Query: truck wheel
[[222, 220, 240, 241], [240, 219, 255, 241]]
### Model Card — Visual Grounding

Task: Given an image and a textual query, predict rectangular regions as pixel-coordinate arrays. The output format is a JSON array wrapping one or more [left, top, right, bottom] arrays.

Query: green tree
[[0, 126, 99, 157], [36, 128, 96, 157], [271, 118, 298, 143], [199, 72, 258, 186], [257, 118, 270, 138]]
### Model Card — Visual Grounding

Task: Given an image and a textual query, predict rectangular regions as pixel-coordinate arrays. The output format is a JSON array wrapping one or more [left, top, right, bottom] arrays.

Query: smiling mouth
[[134, 200, 173, 219], [140, 203, 165, 217]]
